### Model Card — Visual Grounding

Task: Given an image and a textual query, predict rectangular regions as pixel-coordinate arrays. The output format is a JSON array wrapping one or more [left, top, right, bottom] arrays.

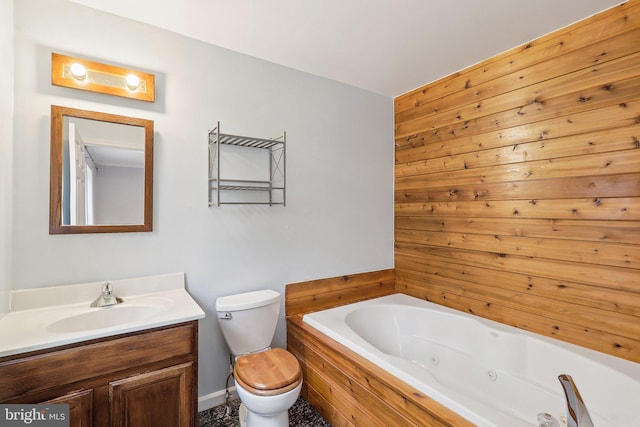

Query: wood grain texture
[[395, 1, 638, 115], [0, 324, 194, 401], [395, 0, 640, 364], [285, 271, 474, 426], [109, 362, 193, 427], [44, 389, 93, 427], [287, 315, 474, 427], [0, 322, 198, 427], [234, 348, 301, 396], [51, 53, 155, 102], [285, 269, 395, 316], [49, 105, 154, 234], [284, 3, 640, 424]]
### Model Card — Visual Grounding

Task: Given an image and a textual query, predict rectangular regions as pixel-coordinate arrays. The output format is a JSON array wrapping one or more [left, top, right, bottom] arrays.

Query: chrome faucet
[[91, 282, 122, 307], [558, 374, 595, 427]]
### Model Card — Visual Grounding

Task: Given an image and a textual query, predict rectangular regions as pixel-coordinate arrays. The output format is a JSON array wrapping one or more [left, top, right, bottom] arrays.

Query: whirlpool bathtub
[[302, 294, 640, 427]]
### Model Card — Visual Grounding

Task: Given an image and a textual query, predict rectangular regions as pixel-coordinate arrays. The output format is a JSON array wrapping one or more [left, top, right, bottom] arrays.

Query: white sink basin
[[46, 298, 172, 333], [0, 273, 206, 358]]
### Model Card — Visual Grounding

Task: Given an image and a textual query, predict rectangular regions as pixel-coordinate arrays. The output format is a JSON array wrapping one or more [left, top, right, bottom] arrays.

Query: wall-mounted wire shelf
[[208, 122, 286, 206]]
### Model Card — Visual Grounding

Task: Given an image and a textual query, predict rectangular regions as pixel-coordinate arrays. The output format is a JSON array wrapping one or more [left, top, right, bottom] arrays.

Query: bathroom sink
[[0, 273, 206, 358], [46, 299, 170, 333]]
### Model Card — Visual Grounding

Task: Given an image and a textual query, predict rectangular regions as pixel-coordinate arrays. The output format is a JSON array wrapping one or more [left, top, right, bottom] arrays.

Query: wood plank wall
[[285, 269, 395, 317], [394, 1, 640, 364]]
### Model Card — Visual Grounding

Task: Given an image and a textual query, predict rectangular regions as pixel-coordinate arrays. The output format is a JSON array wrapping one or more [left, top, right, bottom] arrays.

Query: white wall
[[0, 0, 14, 319], [94, 165, 144, 225], [12, 0, 394, 403]]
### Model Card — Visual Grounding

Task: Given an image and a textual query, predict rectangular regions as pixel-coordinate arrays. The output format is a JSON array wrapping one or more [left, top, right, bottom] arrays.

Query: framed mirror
[[50, 105, 153, 234]]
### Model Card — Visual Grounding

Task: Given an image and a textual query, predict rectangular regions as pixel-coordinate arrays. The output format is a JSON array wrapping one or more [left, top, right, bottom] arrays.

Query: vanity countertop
[[0, 272, 205, 358]]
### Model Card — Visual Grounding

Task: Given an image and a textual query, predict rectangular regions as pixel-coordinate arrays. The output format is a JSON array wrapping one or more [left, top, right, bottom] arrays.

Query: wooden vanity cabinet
[[44, 389, 94, 427], [0, 321, 198, 427]]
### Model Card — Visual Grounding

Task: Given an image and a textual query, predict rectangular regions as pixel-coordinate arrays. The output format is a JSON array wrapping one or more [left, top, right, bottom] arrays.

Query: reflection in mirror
[[50, 106, 153, 234], [63, 117, 145, 225]]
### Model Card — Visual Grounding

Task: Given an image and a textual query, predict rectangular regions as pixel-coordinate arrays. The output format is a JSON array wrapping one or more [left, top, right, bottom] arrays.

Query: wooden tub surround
[[286, 269, 474, 427]]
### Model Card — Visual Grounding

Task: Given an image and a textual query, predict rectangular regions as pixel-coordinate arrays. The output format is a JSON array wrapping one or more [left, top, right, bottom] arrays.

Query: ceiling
[[70, 117, 145, 168], [70, 0, 623, 98]]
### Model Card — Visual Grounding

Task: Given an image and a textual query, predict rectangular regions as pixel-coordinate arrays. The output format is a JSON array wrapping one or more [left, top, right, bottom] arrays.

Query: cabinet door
[[109, 362, 194, 427], [44, 389, 93, 427]]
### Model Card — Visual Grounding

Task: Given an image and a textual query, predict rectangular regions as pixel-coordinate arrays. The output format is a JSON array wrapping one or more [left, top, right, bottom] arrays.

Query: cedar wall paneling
[[394, 0, 640, 364], [285, 269, 396, 317]]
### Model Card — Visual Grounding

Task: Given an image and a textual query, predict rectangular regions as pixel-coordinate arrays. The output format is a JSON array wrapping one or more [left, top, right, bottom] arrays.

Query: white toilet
[[216, 289, 302, 427]]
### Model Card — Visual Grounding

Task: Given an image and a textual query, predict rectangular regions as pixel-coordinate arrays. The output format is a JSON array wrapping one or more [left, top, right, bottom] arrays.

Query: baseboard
[[198, 386, 238, 412]]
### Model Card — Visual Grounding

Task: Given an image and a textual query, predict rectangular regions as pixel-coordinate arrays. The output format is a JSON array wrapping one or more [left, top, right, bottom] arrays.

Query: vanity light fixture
[[51, 53, 155, 102]]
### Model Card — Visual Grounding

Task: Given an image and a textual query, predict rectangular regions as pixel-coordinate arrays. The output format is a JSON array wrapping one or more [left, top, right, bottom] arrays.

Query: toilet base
[[239, 402, 289, 427], [239, 403, 247, 427]]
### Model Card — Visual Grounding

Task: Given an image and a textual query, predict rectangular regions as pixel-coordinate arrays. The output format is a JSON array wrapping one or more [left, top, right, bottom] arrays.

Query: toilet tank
[[216, 289, 281, 355]]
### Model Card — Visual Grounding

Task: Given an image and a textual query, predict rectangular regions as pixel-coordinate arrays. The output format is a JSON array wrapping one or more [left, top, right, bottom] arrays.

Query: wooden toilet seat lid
[[234, 348, 302, 396]]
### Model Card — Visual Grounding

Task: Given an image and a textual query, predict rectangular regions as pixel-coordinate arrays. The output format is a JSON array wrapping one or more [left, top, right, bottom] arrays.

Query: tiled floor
[[199, 396, 331, 427]]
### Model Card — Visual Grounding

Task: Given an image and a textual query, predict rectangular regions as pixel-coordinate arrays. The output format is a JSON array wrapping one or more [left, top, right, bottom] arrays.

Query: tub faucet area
[[558, 374, 595, 427], [91, 282, 122, 307]]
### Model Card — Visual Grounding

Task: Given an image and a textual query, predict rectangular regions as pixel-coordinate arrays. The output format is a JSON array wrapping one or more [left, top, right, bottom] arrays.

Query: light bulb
[[70, 63, 87, 80], [126, 74, 141, 90]]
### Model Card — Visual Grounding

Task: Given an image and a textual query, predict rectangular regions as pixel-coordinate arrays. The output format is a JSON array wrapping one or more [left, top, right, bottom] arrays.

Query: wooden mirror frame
[[49, 105, 154, 234]]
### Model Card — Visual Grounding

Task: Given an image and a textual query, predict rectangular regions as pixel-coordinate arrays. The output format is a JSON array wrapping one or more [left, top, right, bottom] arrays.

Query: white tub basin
[[304, 293, 640, 427]]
